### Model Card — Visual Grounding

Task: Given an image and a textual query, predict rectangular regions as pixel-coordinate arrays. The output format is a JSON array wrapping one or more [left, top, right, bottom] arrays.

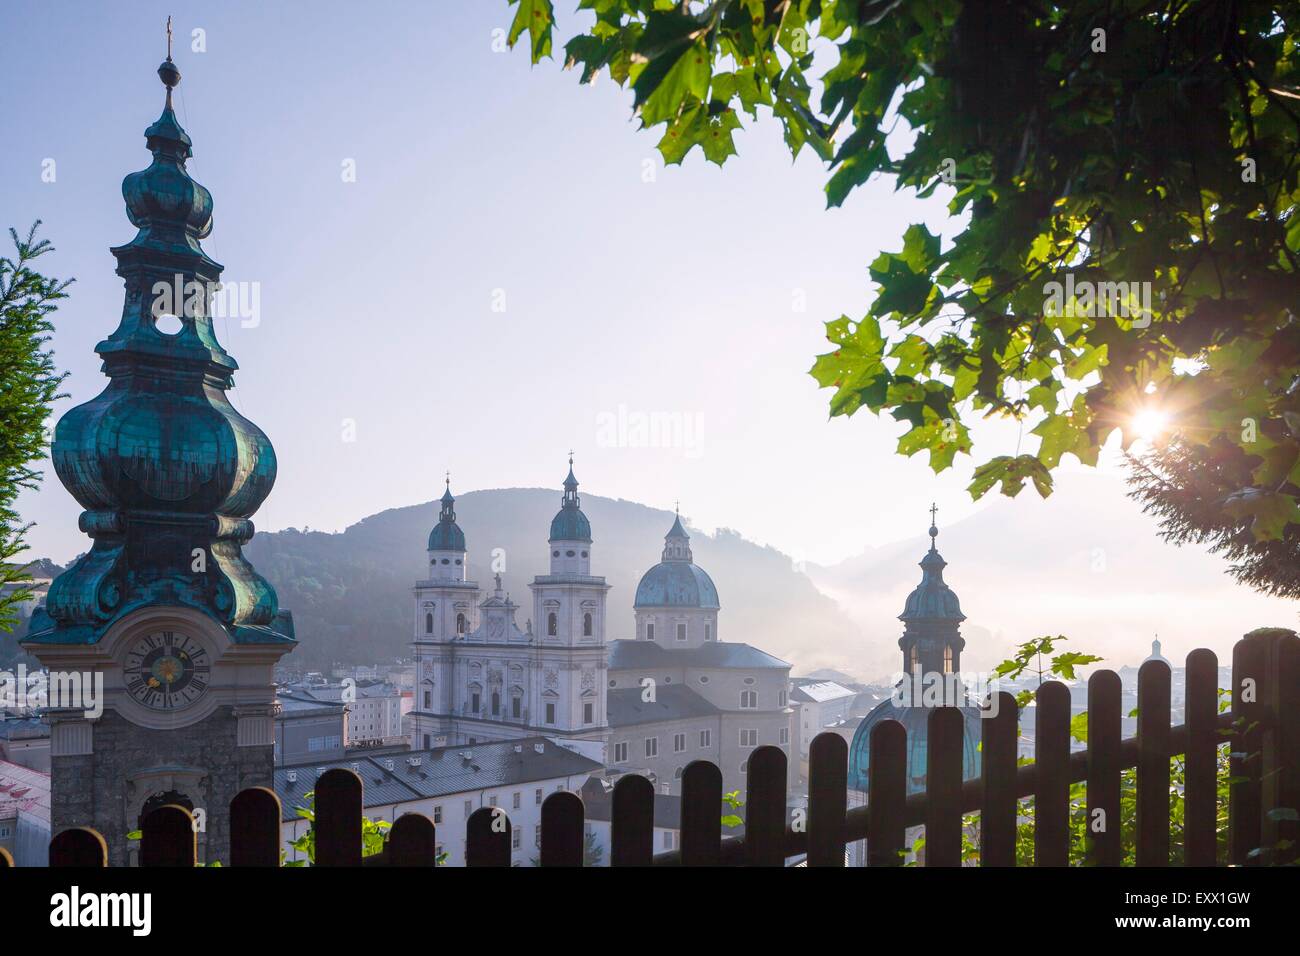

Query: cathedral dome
[[428, 481, 465, 552], [634, 562, 719, 609], [847, 698, 983, 795], [633, 513, 719, 609]]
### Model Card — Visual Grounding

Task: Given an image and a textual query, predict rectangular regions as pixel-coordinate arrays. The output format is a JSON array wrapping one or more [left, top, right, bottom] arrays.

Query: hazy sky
[[4, 1, 1297, 663]]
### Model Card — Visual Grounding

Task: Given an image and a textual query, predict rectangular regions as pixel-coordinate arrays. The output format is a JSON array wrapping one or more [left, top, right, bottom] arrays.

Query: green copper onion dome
[[548, 458, 592, 542], [428, 478, 466, 552], [634, 511, 719, 609], [26, 53, 291, 647]]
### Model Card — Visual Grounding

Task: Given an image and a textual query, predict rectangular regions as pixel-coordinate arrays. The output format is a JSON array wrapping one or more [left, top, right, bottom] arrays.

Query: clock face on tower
[[123, 630, 211, 710]]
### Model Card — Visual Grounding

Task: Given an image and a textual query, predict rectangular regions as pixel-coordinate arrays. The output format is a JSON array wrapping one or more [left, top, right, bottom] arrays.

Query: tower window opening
[[909, 645, 920, 674], [646, 622, 655, 641], [583, 612, 593, 637], [456, 612, 467, 635], [425, 613, 433, 634], [943, 645, 954, 674], [547, 612, 557, 637], [491, 691, 500, 716]]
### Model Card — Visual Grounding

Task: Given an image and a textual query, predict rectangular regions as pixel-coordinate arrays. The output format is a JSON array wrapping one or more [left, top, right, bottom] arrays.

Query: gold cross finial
[[166, 15, 173, 60]]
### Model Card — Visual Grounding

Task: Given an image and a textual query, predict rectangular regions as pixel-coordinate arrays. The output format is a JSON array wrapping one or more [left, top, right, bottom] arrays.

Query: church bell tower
[[22, 43, 295, 864]]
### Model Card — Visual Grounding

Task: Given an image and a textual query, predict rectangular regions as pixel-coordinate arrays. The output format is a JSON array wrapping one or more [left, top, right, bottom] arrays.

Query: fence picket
[[1260, 630, 1300, 865], [1086, 670, 1122, 867], [141, 804, 196, 867], [980, 691, 1018, 866], [49, 827, 107, 867], [389, 813, 438, 867], [1034, 681, 1071, 866], [540, 792, 584, 867], [925, 707, 964, 866], [315, 768, 363, 867], [680, 760, 722, 866], [1229, 634, 1266, 864], [230, 787, 282, 867], [465, 807, 511, 866], [808, 733, 847, 867], [1137, 659, 1171, 866], [1183, 649, 1219, 866], [610, 774, 654, 866], [745, 745, 787, 867], [867, 719, 907, 867]]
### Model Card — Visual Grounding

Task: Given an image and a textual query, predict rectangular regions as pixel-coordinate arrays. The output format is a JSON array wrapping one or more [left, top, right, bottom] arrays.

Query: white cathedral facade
[[406, 461, 795, 796], [407, 463, 610, 762]]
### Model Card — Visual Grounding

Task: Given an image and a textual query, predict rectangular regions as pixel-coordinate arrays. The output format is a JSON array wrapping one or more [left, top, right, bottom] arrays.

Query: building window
[[740, 690, 757, 709], [676, 622, 687, 642], [425, 612, 433, 634], [512, 829, 521, 850], [740, 729, 758, 748], [423, 691, 431, 709], [645, 737, 658, 758], [513, 792, 521, 810], [535, 825, 542, 849], [673, 733, 686, 753], [456, 612, 467, 635], [512, 696, 521, 719], [433, 805, 442, 824], [674, 766, 684, 779], [699, 675, 709, 684], [646, 622, 655, 641], [464, 800, 473, 819], [545, 702, 556, 724], [740, 760, 748, 774], [910, 644, 920, 674], [489, 795, 498, 808], [944, 645, 954, 674], [423, 734, 431, 748], [583, 612, 593, 636], [705, 623, 712, 641], [778, 690, 787, 707], [614, 742, 628, 763], [547, 612, 557, 637], [583, 702, 594, 724], [663, 831, 674, 850], [780, 727, 789, 745], [535, 788, 543, 806], [491, 691, 500, 716]]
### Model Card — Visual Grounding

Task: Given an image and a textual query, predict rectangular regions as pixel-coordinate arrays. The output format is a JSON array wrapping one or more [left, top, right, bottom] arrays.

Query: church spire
[[28, 44, 289, 648]]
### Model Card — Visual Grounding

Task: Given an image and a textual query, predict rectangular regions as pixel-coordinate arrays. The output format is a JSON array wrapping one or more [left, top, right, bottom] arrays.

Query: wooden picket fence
[[3, 630, 1297, 867]]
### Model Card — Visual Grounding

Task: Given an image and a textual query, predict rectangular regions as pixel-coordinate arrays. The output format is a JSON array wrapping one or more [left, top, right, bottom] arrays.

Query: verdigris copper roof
[[428, 480, 466, 551], [899, 524, 965, 623], [549, 458, 592, 542], [847, 698, 983, 795], [634, 562, 720, 609], [25, 54, 291, 648], [634, 513, 718, 608]]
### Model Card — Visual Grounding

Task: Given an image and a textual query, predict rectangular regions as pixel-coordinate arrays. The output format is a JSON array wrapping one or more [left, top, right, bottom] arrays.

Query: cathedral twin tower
[[407, 460, 611, 753]]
